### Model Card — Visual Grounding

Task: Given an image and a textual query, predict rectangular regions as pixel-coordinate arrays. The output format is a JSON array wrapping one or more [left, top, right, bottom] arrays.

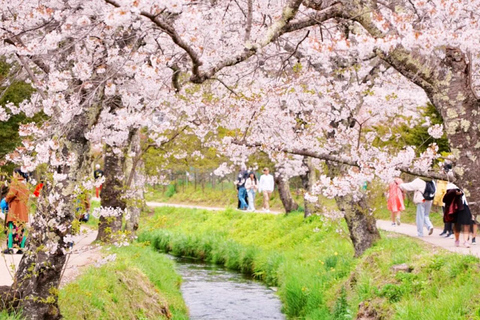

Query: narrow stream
[[170, 256, 286, 320]]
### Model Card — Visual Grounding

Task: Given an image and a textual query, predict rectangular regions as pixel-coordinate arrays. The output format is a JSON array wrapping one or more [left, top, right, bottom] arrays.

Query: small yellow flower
[[334, 252, 338, 256]]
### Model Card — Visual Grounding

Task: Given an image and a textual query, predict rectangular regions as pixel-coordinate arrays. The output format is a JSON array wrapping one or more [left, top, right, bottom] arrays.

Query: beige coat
[[5, 177, 29, 224]]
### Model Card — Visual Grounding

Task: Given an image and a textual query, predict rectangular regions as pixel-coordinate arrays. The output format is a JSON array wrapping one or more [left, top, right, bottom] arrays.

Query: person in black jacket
[[443, 183, 473, 248]]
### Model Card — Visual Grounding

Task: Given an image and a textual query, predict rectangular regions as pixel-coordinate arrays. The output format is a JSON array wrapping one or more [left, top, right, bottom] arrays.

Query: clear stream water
[[170, 256, 286, 320]]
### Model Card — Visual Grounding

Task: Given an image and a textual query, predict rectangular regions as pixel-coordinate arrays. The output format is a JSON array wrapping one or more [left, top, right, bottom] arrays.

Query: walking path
[[0, 227, 102, 287], [148, 201, 480, 258]]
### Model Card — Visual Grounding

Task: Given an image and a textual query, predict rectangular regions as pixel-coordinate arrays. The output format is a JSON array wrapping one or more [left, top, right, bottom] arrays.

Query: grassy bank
[[59, 244, 188, 319], [145, 184, 304, 211], [139, 206, 480, 319]]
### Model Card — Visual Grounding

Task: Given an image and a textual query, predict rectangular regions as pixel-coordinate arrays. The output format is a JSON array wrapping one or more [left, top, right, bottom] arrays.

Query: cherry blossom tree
[[1, 0, 479, 318]]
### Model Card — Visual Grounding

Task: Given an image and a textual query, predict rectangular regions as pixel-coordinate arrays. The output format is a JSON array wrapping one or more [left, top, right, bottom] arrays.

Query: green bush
[[165, 184, 177, 198]]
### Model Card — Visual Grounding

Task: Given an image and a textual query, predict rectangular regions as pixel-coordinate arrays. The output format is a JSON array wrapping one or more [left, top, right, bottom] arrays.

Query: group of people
[[1, 168, 30, 254], [387, 164, 478, 248], [0, 164, 103, 255], [234, 167, 274, 212]]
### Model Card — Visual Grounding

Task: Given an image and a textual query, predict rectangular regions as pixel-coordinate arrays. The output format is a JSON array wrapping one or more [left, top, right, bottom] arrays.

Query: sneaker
[[2, 249, 13, 254], [16, 250, 23, 255], [391, 222, 396, 226], [464, 241, 470, 248], [439, 231, 447, 236], [396, 217, 401, 226], [455, 240, 460, 247], [428, 227, 434, 235], [472, 238, 476, 245], [448, 233, 454, 239]]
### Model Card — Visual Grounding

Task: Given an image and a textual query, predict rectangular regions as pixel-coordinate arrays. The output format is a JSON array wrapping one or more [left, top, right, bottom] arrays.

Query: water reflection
[[170, 256, 285, 320]]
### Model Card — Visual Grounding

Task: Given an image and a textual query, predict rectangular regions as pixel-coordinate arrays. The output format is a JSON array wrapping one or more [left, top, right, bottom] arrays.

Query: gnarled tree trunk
[[336, 194, 380, 257], [125, 129, 144, 235], [96, 143, 127, 242], [379, 46, 480, 212], [327, 161, 380, 257], [275, 172, 299, 214], [11, 107, 99, 319]]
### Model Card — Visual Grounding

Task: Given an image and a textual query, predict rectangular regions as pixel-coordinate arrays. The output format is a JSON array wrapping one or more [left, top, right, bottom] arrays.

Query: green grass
[[138, 206, 480, 320], [59, 244, 188, 320], [0, 311, 23, 319], [145, 184, 305, 211]]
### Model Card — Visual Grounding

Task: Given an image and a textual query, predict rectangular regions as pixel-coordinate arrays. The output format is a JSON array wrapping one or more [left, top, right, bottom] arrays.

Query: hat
[[263, 167, 269, 172]]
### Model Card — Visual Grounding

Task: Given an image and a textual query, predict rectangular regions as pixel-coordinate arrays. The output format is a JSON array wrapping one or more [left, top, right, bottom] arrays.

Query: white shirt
[[259, 174, 274, 192], [399, 178, 430, 204], [245, 178, 258, 191]]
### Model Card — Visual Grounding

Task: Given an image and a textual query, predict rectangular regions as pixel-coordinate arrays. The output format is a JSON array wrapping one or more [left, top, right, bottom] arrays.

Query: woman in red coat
[[387, 177, 405, 226], [4, 168, 29, 254]]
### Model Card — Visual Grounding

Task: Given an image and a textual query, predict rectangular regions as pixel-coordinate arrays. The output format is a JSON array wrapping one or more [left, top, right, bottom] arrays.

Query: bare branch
[[244, 0, 253, 42], [14, 54, 47, 100], [232, 139, 452, 181], [212, 77, 240, 97], [105, 0, 204, 78], [168, 63, 181, 93], [126, 126, 188, 188], [281, 30, 310, 64]]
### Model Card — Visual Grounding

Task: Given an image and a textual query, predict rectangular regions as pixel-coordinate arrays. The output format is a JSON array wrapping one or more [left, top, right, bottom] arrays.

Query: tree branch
[[244, 0, 253, 42], [231, 139, 452, 181], [105, 0, 204, 78]]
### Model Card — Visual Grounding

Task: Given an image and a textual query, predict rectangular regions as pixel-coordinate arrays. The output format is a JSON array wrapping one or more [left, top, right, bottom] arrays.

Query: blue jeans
[[416, 201, 433, 236], [247, 190, 256, 211], [238, 187, 248, 209]]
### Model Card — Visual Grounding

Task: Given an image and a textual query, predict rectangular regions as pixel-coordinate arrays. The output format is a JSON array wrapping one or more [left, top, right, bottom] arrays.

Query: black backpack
[[423, 180, 436, 200]]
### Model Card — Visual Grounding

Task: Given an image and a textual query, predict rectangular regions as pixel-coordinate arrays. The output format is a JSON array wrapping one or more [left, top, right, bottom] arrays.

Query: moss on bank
[[59, 245, 188, 320], [139, 206, 480, 320]]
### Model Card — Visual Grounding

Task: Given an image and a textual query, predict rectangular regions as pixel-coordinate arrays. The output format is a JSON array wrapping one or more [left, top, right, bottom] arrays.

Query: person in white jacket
[[399, 178, 435, 237], [258, 168, 274, 212], [245, 172, 258, 211]]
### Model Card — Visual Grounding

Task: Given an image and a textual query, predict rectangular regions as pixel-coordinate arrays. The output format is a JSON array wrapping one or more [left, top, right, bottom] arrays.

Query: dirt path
[[0, 227, 102, 287], [147, 201, 480, 258]]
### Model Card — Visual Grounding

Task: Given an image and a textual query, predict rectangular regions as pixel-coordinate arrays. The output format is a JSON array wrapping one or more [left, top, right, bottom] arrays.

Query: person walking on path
[[94, 164, 104, 198], [443, 183, 473, 248], [399, 178, 435, 237], [245, 172, 258, 212], [234, 172, 248, 210], [258, 168, 274, 212], [387, 177, 405, 226], [434, 179, 453, 237], [4, 168, 29, 254]]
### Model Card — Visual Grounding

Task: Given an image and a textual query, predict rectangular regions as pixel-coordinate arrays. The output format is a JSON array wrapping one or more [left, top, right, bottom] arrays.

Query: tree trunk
[[275, 173, 299, 214], [96, 144, 127, 242], [336, 194, 380, 257], [381, 46, 480, 213], [301, 157, 316, 218], [12, 108, 98, 319], [326, 161, 381, 257], [125, 129, 144, 235]]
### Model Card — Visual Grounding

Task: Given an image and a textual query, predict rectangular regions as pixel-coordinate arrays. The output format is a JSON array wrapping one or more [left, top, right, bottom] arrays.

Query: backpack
[[423, 180, 436, 200]]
